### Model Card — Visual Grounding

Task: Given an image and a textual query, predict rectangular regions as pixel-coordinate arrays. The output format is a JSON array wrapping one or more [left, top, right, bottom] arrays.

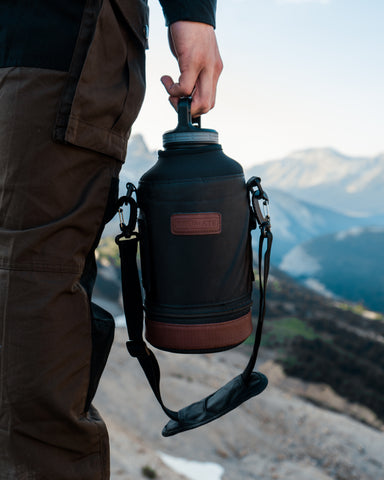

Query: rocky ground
[[95, 329, 384, 480]]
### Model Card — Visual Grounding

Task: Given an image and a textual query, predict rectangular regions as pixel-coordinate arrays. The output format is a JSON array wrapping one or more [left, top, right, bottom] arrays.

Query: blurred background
[[134, 0, 384, 167], [95, 1, 384, 479]]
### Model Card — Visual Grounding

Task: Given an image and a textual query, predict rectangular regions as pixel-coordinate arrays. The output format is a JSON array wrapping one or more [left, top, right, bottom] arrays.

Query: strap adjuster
[[126, 340, 150, 358]]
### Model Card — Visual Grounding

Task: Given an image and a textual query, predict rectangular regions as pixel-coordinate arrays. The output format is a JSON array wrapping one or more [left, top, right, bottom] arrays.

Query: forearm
[[158, 0, 222, 117]]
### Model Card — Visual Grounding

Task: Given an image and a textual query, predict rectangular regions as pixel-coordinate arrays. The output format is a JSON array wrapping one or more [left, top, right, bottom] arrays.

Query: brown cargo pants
[[0, 0, 148, 477], [0, 68, 122, 479]]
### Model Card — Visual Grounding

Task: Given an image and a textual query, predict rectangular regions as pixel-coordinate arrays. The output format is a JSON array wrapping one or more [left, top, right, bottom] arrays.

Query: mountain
[[246, 148, 384, 216], [280, 226, 384, 312], [260, 188, 378, 263], [101, 134, 157, 238], [119, 133, 157, 193]]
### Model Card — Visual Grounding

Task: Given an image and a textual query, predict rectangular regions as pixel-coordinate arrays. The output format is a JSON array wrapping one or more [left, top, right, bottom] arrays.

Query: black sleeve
[[158, 0, 217, 28]]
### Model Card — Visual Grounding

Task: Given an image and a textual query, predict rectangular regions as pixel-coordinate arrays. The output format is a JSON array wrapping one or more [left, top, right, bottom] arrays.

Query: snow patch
[[280, 246, 321, 277], [304, 278, 336, 299], [336, 226, 384, 241], [159, 452, 224, 480], [335, 227, 363, 241], [361, 310, 382, 320], [115, 314, 126, 328]]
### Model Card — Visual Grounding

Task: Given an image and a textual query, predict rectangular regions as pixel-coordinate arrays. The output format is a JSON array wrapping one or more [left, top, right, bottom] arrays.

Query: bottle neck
[[164, 141, 218, 150], [159, 143, 222, 157]]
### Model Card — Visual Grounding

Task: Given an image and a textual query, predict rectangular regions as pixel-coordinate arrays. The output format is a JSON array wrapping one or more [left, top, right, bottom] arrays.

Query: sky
[[131, 0, 384, 167]]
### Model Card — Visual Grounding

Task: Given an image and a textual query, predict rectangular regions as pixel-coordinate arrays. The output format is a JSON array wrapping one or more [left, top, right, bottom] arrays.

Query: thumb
[[160, 75, 174, 93], [160, 76, 180, 110], [161, 73, 195, 98]]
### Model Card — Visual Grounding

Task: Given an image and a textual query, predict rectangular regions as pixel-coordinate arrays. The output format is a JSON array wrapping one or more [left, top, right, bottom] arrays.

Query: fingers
[[161, 21, 223, 117], [191, 66, 221, 116], [161, 57, 222, 117]]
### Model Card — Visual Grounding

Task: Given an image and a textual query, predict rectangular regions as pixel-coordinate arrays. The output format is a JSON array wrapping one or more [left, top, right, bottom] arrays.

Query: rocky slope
[[95, 329, 384, 480]]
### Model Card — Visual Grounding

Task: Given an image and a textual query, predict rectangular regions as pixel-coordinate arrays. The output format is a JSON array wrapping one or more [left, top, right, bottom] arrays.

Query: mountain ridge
[[280, 226, 384, 312], [246, 147, 384, 216], [262, 187, 383, 263]]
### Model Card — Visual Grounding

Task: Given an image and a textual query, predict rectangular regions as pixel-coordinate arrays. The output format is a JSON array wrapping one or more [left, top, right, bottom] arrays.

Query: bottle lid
[[163, 97, 219, 148]]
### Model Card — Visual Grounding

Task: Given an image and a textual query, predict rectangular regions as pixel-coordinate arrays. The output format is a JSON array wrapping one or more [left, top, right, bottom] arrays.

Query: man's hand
[[161, 21, 223, 117]]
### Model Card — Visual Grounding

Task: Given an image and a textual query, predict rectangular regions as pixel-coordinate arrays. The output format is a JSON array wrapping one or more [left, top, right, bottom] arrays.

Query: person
[[0, 1, 223, 478]]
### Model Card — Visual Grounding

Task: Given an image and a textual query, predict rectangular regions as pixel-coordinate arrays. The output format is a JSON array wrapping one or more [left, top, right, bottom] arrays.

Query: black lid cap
[[163, 97, 219, 148]]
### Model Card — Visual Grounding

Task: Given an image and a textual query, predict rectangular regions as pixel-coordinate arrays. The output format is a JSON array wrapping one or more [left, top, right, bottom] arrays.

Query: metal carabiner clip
[[115, 182, 138, 240], [247, 176, 271, 234]]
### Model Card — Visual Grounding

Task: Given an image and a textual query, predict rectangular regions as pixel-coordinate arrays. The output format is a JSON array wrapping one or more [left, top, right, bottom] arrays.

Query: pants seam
[[0, 262, 83, 274]]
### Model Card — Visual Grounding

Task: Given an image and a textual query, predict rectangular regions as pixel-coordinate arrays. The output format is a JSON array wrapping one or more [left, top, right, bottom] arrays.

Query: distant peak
[[127, 133, 152, 157], [129, 133, 148, 148], [288, 147, 344, 160]]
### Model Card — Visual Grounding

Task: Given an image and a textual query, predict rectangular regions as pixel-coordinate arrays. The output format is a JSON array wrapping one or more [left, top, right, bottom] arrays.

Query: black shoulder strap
[[115, 179, 272, 436]]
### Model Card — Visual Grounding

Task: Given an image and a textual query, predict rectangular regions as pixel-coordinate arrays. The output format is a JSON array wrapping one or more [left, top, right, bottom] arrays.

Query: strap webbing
[[117, 236, 179, 422], [242, 225, 273, 382]]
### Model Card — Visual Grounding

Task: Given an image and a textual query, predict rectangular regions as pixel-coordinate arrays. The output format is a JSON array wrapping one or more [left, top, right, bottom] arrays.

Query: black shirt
[[159, 0, 216, 28], [0, 0, 85, 71], [0, 0, 216, 71]]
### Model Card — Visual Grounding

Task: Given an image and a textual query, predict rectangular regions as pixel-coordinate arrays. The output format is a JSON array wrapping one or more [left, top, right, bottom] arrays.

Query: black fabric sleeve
[[159, 0, 217, 28]]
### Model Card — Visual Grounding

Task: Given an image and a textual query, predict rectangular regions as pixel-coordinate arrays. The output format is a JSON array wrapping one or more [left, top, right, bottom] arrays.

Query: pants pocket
[[84, 302, 115, 412], [54, 0, 148, 162]]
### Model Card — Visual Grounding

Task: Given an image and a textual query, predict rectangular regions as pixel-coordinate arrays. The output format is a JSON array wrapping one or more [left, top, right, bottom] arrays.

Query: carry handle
[[173, 97, 201, 133], [176, 96, 201, 131], [162, 96, 218, 147]]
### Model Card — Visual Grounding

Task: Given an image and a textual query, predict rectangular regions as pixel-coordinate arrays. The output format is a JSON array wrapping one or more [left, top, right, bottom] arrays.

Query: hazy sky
[[132, 0, 384, 166]]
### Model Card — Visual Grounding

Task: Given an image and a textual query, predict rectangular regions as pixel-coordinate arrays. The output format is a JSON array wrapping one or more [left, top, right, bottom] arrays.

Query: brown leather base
[[145, 311, 252, 353]]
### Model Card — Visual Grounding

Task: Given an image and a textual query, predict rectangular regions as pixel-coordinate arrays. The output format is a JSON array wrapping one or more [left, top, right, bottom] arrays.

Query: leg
[[0, 67, 121, 479]]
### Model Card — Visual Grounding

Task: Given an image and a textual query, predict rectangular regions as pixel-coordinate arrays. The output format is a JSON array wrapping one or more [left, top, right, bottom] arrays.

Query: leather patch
[[171, 213, 222, 235]]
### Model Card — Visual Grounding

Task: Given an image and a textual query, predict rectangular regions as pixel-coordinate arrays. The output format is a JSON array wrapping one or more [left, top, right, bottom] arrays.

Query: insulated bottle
[[137, 98, 254, 353]]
